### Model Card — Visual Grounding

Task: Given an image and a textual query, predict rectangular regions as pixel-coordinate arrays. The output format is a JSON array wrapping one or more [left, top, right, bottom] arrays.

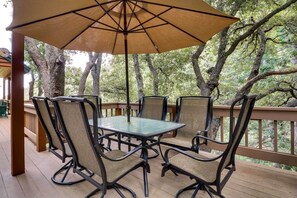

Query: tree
[[78, 52, 102, 95], [145, 54, 159, 96], [133, 54, 144, 99], [25, 37, 65, 97], [192, 0, 297, 103], [64, 66, 82, 96]]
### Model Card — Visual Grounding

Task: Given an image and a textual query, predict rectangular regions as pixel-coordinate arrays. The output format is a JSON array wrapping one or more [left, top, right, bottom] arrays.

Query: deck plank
[[1, 117, 297, 198]]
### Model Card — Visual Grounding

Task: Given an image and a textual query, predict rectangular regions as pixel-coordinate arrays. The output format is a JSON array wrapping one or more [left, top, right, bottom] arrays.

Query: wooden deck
[[1, 117, 297, 198]]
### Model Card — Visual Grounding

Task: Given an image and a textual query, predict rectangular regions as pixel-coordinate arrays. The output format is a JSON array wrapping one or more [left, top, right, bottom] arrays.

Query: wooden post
[[11, 32, 25, 176], [8, 77, 11, 100], [8, 77, 11, 115], [115, 107, 122, 116], [35, 117, 46, 152], [3, 78, 6, 99]]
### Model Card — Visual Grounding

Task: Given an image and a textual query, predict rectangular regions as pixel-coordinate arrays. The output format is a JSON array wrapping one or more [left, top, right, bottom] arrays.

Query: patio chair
[[136, 96, 168, 157], [161, 95, 256, 198], [52, 96, 148, 198], [138, 96, 168, 120], [70, 94, 115, 150], [158, 96, 213, 158], [0, 100, 8, 117], [32, 96, 90, 185], [70, 94, 103, 117]]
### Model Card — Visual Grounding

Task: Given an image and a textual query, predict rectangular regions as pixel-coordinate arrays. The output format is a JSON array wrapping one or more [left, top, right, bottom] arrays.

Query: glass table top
[[89, 116, 185, 138]]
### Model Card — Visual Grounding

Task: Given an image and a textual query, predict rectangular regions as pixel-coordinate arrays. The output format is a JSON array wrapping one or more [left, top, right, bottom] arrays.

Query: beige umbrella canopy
[[7, 0, 239, 121]]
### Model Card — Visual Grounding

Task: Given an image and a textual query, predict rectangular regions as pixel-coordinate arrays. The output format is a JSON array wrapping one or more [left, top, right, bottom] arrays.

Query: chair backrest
[[138, 96, 167, 120], [219, 95, 256, 171], [175, 96, 213, 139], [32, 97, 65, 154], [70, 95, 103, 118], [52, 97, 107, 182]]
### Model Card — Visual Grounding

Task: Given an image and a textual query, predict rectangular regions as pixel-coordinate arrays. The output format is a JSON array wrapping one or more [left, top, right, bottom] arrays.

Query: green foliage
[[64, 66, 82, 96]]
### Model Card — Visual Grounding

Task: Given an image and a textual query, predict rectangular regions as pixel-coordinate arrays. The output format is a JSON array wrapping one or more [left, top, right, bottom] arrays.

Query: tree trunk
[[78, 52, 100, 95], [45, 44, 65, 97], [25, 37, 65, 98], [145, 54, 159, 96], [37, 70, 43, 96], [91, 53, 102, 95], [133, 54, 144, 99], [28, 71, 35, 99]]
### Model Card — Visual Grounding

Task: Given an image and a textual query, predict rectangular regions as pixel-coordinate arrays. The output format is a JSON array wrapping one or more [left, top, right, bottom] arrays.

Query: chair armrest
[[196, 134, 229, 145], [164, 147, 223, 163], [96, 144, 144, 162]]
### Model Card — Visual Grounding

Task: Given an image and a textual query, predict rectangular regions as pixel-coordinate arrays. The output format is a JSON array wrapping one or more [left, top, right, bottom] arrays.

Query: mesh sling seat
[[70, 94, 114, 150], [118, 96, 168, 154], [70, 95, 103, 117], [52, 97, 148, 198], [161, 95, 256, 198], [158, 96, 213, 158], [32, 96, 91, 185], [136, 96, 168, 158], [138, 96, 167, 121]]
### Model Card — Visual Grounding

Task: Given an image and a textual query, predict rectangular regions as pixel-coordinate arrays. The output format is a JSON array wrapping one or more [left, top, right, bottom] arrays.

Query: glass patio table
[[89, 115, 185, 197]]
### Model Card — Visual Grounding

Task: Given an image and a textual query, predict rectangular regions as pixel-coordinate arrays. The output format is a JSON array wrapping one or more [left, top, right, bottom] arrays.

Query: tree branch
[[239, 66, 297, 94], [225, 0, 297, 57]]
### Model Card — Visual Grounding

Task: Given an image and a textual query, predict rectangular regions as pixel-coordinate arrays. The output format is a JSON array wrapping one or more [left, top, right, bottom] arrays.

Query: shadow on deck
[[1, 117, 297, 198]]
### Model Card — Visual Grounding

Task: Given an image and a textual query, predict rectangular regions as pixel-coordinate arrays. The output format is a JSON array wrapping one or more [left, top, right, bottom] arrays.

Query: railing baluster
[[291, 121, 294, 155], [259, 120, 262, 149], [220, 117, 224, 142], [245, 128, 248, 147], [274, 120, 278, 152]]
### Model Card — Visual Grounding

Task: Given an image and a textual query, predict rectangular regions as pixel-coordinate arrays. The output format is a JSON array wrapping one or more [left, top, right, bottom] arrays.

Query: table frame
[[90, 116, 185, 197]]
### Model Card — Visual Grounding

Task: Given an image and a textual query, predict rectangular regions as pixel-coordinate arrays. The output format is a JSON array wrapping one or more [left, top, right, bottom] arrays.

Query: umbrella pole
[[123, 0, 130, 122], [124, 34, 131, 122]]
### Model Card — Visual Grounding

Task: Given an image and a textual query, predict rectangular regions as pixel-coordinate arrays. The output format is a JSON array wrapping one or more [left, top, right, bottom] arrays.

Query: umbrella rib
[[7, 4, 101, 30], [61, 1, 123, 49], [90, 26, 119, 33], [129, 2, 206, 44], [75, 13, 119, 32], [131, 23, 168, 33], [111, 5, 124, 54], [134, 0, 238, 20], [95, 0, 124, 32], [127, 1, 160, 53], [129, 7, 172, 32], [126, 0, 141, 29]]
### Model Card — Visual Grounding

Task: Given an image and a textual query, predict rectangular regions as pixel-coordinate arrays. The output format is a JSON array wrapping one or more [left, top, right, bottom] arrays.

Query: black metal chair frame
[[70, 94, 103, 117], [70, 94, 116, 151], [118, 96, 168, 158], [137, 95, 168, 120], [161, 95, 256, 198], [32, 96, 90, 185], [159, 96, 213, 158], [52, 97, 149, 197]]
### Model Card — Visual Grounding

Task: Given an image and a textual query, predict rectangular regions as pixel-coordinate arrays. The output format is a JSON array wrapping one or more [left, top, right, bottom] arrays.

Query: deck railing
[[24, 102, 297, 166]]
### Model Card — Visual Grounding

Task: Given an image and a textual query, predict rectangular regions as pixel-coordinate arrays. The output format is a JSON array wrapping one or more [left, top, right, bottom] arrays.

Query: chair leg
[[176, 182, 215, 198], [143, 164, 149, 197], [147, 146, 159, 159], [176, 182, 197, 198], [113, 183, 136, 198], [86, 188, 102, 198], [52, 159, 89, 185], [204, 185, 215, 198], [191, 183, 201, 198]]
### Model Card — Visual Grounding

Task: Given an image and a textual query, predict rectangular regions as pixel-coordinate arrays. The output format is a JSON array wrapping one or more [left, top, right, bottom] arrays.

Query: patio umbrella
[[7, 0, 239, 122]]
